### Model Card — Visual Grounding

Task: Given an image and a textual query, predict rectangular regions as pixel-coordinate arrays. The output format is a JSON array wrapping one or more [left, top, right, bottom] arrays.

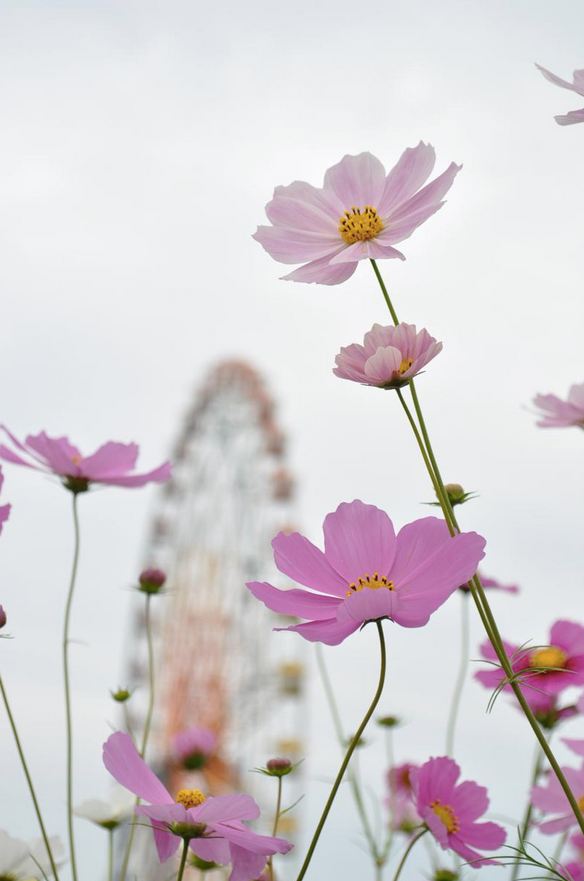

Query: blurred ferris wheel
[[123, 360, 306, 876]]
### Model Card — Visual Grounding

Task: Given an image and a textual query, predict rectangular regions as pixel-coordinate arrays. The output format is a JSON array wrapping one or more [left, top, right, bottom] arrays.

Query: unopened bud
[[0, 605, 6, 629], [444, 483, 465, 503], [138, 568, 166, 595], [377, 715, 400, 728], [434, 871, 459, 881], [265, 757, 293, 777], [189, 854, 220, 872], [111, 688, 132, 703]]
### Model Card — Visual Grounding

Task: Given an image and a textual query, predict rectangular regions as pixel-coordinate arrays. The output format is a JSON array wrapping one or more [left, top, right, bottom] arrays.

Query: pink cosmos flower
[[253, 144, 461, 285], [0, 469, 10, 534], [387, 763, 421, 833], [537, 64, 584, 126], [531, 762, 584, 834], [411, 757, 506, 867], [173, 727, 217, 770], [534, 384, 584, 428], [563, 833, 584, 881], [564, 863, 584, 881], [388, 762, 418, 797], [475, 621, 584, 712], [247, 501, 485, 645], [0, 428, 171, 493], [459, 571, 519, 595], [333, 323, 442, 389], [103, 732, 292, 881]]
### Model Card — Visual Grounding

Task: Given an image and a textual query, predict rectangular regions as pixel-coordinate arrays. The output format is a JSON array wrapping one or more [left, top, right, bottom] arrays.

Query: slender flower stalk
[[510, 745, 546, 881], [107, 828, 114, 881], [0, 675, 61, 881], [315, 645, 381, 866], [295, 622, 387, 881], [445, 592, 470, 755], [176, 840, 190, 881], [118, 592, 157, 881], [369, 258, 584, 837], [390, 828, 427, 881], [268, 776, 284, 881], [63, 492, 81, 881]]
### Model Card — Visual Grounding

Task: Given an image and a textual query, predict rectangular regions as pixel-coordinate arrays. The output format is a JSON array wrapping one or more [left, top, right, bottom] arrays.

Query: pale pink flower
[[534, 384, 584, 428], [0, 467, 11, 533], [103, 732, 292, 881], [387, 763, 421, 833], [173, 727, 217, 770], [247, 500, 485, 645], [411, 757, 506, 867], [0, 428, 171, 492], [532, 763, 584, 834], [333, 323, 442, 389], [253, 144, 461, 285], [460, 571, 519, 595], [537, 64, 584, 126]]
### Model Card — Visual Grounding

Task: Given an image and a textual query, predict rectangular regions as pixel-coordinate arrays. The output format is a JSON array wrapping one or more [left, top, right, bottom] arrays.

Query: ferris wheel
[[122, 360, 306, 878]]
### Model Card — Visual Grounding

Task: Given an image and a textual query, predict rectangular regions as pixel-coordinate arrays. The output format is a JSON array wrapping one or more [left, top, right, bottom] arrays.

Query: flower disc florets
[[111, 687, 132, 703], [176, 788, 206, 809]]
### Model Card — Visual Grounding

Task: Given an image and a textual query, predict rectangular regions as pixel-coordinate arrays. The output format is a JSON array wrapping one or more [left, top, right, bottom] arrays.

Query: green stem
[[176, 839, 190, 881], [0, 675, 61, 880], [315, 644, 381, 863], [119, 592, 157, 881], [63, 492, 81, 881], [510, 745, 545, 881], [370, 261, 584, 836], [295, 622, 387, 881], [269, 776, 283, 881], [390, 828, 427, 881], [370, 259, 399, 325], [107, 828, 114, 881], [445, 592, 470, 755]]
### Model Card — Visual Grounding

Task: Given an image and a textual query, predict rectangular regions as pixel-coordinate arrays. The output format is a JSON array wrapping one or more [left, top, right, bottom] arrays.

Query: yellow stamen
[[431, 800, 460, 834], [530, 646, 568, 670], [338, 206, 384, 244], [176, 788, 206, 809], [346, 572, 394, 598], [398, 357, 414, 375]]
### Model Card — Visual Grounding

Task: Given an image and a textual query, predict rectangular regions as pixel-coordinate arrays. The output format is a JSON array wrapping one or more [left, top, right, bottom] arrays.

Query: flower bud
[[434, 871, 459, 881], [444, 483, 465, 503], [189, 854, 220, 872], [111, 688, 132, 703], [0, 605, 6, 629], [377, 714, 400, 728], [138, 568, 166, 595], [265, 757, 293, 777]]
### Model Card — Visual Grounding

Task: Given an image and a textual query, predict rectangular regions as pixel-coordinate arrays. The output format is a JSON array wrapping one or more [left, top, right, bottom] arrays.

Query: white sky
[[1, 0, 584, 878]]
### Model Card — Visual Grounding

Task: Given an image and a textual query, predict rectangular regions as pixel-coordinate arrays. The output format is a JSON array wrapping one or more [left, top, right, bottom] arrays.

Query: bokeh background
[[1, 0, 584, 877]]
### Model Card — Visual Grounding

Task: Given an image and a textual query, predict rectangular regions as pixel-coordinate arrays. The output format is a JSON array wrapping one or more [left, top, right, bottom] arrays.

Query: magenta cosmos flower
[[563, 833, 584, 881], [0, 428, 171, 493], [173, 727, 217, 770], [247, 500, 485, 645], [387, 762, 421, 833], [475, 621, 584, 712], [531, 754, 584, 835], [103, 733, 291, 881], [460, 571, 519, 595], [537, 64, 584, 126], [411, 757, 506, 867], [253, 144, 461, 285], [534, 384, 584, 429], [333, 323, 442, 389]]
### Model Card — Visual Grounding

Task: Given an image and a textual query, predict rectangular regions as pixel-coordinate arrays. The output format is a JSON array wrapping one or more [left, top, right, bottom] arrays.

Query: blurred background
[[1, 0, 584, 877]]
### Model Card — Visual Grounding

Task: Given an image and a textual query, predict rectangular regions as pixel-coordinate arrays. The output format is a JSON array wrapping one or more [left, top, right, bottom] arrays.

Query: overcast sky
[[1, 1, 584, 879]]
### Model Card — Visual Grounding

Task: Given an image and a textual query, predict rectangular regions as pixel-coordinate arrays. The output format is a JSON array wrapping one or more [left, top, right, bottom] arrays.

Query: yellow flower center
[[338, 206, 384, 244], [398, 357, 414, 375], [346, 572, 394, 598], [431, 800, 460, 834], [530, 646, 568, 670], [176, 788, 206, 809]]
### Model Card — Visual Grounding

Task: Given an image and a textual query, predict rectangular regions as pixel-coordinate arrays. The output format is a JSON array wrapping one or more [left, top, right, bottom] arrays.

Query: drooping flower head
[[536, 64, 584, 126], [0, 830, 64, 880], [103, 732, 292, 881], [333, 323, 442, 389], [459, 571, 519, 595], [0, 428, 171, 493], [173, 727, 217, 771], [411, 757, 506, 867], [534, 384, 584, 429], [247, 500, 485, 645], [475, 621, 584, 714], [253, 144, 461, 285]]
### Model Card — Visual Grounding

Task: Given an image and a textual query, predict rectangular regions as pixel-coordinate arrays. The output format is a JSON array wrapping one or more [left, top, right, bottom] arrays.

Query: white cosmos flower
[[74, 791, 134, 830], [0, 830, 64, 880]]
